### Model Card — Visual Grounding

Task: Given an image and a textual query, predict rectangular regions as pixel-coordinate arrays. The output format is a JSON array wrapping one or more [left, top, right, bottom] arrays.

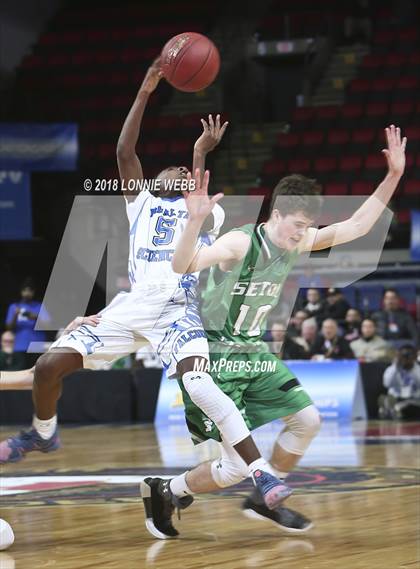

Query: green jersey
[[201, 223, 299, 347]]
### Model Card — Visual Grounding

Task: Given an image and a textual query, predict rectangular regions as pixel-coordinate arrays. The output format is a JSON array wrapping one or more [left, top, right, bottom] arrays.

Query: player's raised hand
[[194, 114, 229, 154], [183, 168, 223, 222], [382, 124, 407, 177], [140, 57, 163, 94]]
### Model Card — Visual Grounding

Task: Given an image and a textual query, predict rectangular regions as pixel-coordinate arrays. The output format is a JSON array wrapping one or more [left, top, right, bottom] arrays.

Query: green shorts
[[178, 348, 313, 444]]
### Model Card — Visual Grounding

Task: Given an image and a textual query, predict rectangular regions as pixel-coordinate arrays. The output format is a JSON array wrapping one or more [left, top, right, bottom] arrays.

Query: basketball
[[161, 32, 220, 92], [0, 520, 14, 551]]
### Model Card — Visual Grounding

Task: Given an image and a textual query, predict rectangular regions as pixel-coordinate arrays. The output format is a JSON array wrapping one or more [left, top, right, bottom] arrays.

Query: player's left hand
[[183, 168, 224, 223], [194, 114, 228, 154], [65, 314, 101, 333], [382, 124, 407, 177]]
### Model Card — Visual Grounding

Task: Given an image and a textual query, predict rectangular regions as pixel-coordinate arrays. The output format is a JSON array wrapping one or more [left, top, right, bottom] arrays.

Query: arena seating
[[258, 18, 419, 244]]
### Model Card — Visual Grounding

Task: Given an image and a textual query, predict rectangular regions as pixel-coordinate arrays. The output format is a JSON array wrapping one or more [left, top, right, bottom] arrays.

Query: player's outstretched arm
[[302, 125, 407, 252], [117, 58, 162, 203], [172, 169, 249, 273], [0, 315, 100, 391], [193, 114, 228, 181]]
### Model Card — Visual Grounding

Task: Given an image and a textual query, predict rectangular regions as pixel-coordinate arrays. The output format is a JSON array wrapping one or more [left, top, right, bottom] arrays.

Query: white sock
[[169, 472, 193, 497], [32, 415, 57, 440], [248, 458, 274, 477], [271, 465, 288, 480]]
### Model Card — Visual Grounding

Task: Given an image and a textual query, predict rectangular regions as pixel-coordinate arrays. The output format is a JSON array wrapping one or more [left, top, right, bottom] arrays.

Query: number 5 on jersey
[[152, 216, 177, 246]]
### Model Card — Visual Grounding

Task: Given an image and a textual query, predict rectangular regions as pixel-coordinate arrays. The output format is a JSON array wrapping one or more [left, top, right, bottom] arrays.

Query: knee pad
[[182, 371, 250, 446], [277, 405, 321, 456], [182, 371, 237, 424], [210, 448, 249, 488]]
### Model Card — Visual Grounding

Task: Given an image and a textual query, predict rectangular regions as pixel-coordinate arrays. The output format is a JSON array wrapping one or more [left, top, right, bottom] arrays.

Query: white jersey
[[125, 190, 224, 294]]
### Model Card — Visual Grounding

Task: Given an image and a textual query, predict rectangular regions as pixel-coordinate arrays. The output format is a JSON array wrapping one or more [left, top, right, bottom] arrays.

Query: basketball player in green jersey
[[141, 125, 406, 537]]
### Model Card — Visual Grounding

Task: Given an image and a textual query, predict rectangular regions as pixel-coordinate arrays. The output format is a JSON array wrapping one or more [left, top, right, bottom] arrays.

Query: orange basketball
[[161, 32, 220, 92]]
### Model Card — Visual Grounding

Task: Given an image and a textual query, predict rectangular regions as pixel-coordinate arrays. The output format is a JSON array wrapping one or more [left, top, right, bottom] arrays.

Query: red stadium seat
[[277, 132, 300, 149], [365, 154, 386, 170], [248, 187, 270, 197], [396, 209, 410, 224], [288, 158, 311, 174], [323, 182, 348, 195], [327, 130, 350, 146], [350, 181, 375, 195], [351, 128, 375, 151], [314, 157, 337, 173], [301, 131, 324, 147], [262, 160, 287, 176], [338, 156, 362, 172], [403, 180, 418, 195], [390, 101, 414, 121]]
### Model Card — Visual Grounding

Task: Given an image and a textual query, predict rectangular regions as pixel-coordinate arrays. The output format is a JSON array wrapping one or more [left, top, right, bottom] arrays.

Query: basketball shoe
[[140, 477, 194, 539], [0, 428, 60, 463], [242, 488, 313, 533], [251, 469, 293, 510]]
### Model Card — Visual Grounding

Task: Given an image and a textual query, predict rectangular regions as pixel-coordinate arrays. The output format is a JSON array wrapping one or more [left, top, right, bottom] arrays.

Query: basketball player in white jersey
[[0, 58, 291, 521]]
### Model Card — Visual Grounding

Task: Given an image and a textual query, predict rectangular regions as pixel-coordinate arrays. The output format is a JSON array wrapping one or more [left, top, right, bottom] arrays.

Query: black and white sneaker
[[140, 477, 194, 539], [242, 490, 313, 534]]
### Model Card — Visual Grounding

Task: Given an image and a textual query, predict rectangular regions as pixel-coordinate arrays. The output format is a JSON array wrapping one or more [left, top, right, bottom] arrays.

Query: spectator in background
[[378, 345, 420, 420], [372, 289, 418, 347], [343, 308, 362, 342], [323, 288, 350, 326], [0, 331, 26, 371], [287, 309, 309, 338], [351, 319, 393, 363], [311, 318, 354, 360], [5, 279, 50, 352], [302, 288, 325, 322], [295, 317, 318, 359], [270, 321, 307, 360]]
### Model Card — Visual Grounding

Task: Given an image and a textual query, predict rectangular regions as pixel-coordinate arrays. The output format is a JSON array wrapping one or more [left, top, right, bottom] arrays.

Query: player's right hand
[[140, 57, 163, 94], [183, 168, 224, 223]]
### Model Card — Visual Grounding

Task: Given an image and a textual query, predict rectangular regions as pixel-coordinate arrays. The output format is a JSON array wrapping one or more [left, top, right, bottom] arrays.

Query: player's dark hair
[[383, 288, 399, 297], [269, 174, 323, 218]]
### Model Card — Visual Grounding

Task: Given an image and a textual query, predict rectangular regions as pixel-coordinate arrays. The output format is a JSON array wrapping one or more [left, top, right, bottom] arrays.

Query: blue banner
[[155, 360, 365, 428], [0, 124, 78, 171], [0, 171, 32, 239], [411, 210, 420, 261]]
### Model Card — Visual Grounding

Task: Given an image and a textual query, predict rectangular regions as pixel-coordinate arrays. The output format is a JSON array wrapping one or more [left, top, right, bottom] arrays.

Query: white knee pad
[[210, 441, 249, 488], [277, 405, 321, 456], [182, 371, 250, 446]]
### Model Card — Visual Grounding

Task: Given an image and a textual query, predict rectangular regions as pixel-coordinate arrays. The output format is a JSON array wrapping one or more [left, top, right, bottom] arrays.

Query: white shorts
[[49, 286, 209, 377]]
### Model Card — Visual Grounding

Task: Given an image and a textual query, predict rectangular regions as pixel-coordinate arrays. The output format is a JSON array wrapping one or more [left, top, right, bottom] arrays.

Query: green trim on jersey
[[201, 223, 299, 348]]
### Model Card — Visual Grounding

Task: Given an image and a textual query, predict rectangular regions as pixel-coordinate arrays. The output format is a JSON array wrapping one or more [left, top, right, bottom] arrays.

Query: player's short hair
[[269, 174, 323, 219]]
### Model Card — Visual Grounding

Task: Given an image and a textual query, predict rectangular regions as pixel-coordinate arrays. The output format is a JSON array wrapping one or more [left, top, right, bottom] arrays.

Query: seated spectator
[[269, 321, 307, 360], [372, 289, 418, 347], [0, 331, 26, 371], [351, 319, 394, 363], [5, 278, 50, 352], [343, 308, 362, 342], [287, 309, 309, 338], [378, 345, 420, 420], [302, 288, 325, 322], [311, 318, 354, 360], [294, 317, 318, 358], [323, 288, 350, 326]]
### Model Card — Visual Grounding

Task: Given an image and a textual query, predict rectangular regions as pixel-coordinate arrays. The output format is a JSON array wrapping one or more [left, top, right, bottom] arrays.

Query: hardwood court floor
[[0, 421, 419, 569]]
